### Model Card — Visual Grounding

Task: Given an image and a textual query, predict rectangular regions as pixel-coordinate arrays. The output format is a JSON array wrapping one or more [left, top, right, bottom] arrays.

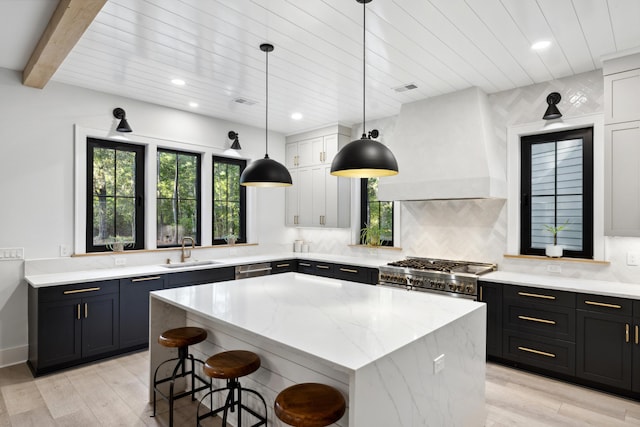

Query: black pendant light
[[240, 43, 292, 187], [543, 92, 562, 120], [330, 0, 398, 178]]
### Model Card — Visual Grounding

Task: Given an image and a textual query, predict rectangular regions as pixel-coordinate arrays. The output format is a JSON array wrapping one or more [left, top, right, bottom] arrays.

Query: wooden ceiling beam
[[22, 0, 106, 89]]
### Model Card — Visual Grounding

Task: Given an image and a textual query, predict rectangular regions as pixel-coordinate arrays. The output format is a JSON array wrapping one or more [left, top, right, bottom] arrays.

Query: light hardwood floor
[[2, 351, 640, 426]]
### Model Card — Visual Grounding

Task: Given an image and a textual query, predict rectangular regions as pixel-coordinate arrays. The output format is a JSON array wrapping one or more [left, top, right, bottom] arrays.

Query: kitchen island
[[149, 272, 486, 426]]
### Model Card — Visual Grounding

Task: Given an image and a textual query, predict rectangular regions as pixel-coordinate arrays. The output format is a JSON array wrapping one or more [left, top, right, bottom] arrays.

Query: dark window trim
[[156, 148, 202, 248], [212, 156, 247, 245], [360, 178, 394, 247], [86, 138, 145, 253], [520, 127, 593, 259]]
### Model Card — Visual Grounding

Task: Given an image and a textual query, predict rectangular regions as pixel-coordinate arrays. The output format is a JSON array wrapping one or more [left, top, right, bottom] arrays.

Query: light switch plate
[[0, 247, 24, 261], [627, 252, 640, 266]]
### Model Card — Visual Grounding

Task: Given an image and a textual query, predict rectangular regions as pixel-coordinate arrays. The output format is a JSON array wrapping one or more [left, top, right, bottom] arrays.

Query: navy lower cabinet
[[297, 260, 378, 285], [164, 267, 234, 289], [119, 275, 165, 349], [271, 259, 298, 274], [28, 280, 120, 376], [576, 294, 634, 391], [478, 281, 502, 359]]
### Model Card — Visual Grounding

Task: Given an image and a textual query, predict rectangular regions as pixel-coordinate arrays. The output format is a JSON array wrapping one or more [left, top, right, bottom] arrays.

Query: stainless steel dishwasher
[[235, 262, 272, 279]]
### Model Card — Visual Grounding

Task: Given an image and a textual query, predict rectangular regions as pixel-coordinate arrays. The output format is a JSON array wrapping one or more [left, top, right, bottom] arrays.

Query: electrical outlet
[[59, 245, 71, 257], [433, 354, 445, 374], [114, 257, 127, 266], [627, 252, 640, 266], [547, 264, 562, 273]]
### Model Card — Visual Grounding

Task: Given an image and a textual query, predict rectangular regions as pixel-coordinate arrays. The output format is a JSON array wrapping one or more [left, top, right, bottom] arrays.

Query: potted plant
[[106, 235, 134, 252], [543, 221, 569, 258], [360, 224, 381, 247], [224, 231, 238, 245]]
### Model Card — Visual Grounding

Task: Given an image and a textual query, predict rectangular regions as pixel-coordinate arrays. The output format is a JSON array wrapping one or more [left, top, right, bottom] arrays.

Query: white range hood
[[377, 87, 506, 201]]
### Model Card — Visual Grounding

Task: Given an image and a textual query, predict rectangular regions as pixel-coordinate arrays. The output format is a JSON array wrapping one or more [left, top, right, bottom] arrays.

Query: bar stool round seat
[[274, 383, 346, 427], [159, 326, 208, 348], [152, 327, 210, 427], [197, 350, 267, 427]]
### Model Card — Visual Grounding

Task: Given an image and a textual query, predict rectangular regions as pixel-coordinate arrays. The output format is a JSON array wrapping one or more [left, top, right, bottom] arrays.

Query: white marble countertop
[[482, 271, 640, 299], [25, 252, 387, 288], [151, 272, 484, 371]]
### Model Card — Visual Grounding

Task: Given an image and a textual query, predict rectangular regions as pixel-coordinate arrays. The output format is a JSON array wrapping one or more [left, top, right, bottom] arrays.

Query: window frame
[[156, 148, 202, 248], [86, 138, 145, 253], [212, 156, 247, 245], [360, 178, 394, 247], [520, 127, 594, 259]]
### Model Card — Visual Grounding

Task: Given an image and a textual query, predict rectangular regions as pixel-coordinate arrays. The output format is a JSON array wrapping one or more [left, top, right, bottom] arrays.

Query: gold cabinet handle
[[518, 315, 556, 325], [479, 286, 483, 301], [276, 263, 290, 268], [625, 323, 630, 342], [636, 325, 639, 345], [77, 304, 81, 320], [585, 300, 622, 309], [317, 265, 330, 269], [294, 215, 298, 225], [131, 276, 161, 282], [517, 346, 556, 358], [340, 268, 359, 274], [84, 303, 88, 319], [299, 262, 311, 267], [518, 291, 556, 300], [64, 287, 100, 295]]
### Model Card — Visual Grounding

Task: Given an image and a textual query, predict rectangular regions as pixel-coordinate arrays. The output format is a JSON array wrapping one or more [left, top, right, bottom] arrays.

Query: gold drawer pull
[[636, 325, 639, 345], [626, 324, 630, 343], [77, 304, 81, 320], [64, 287, 100, 295], [299, 262, 311, 267], [517, 346, 556, 358], [131, 276, 161, 282], [479, 286, 483, 301], [340, 268, 359, 274], [518, 291, 556, 300], [585, 300, 622, 309], [276, 263, 290, 268], [317, 265, 330, 269], [518, 315, 556, 325]]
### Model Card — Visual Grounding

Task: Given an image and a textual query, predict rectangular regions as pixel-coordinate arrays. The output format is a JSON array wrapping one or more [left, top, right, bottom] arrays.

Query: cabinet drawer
[[313, 262, 335, 278], [504, 301, 575, 341], [334, 264, 369, 283], [165, 267, 234, 288], [504, 285, 575, 308], [577, 293, 632, 316], [39, 280, 119, 302], [503, 331, 575, 376], [271, 260, 297, 274]]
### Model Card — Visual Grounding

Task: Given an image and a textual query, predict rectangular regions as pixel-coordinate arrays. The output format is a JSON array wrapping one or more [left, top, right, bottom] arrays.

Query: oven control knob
[[466, 284, 475, 294]]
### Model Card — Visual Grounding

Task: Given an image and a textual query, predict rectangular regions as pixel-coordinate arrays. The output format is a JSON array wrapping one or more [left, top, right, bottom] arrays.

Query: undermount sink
[[160, 260, 221, 269]]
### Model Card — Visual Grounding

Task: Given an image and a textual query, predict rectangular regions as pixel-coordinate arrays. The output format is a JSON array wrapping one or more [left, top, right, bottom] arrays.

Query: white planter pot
[[545, 244, 563, 258]]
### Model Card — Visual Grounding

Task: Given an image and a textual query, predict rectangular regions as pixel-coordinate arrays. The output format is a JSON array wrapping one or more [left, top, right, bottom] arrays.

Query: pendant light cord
[[265, 47, 269, 157], [362, 0, 366, 137]]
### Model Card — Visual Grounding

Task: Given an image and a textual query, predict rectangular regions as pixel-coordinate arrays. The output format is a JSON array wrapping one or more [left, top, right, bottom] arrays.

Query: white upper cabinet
[[604, 53, 640, 236], [285, 126, 350, 228]]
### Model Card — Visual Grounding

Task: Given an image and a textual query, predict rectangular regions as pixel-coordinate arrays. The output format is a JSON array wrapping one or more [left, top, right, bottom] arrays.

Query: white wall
[[0, 67, 293, 365]]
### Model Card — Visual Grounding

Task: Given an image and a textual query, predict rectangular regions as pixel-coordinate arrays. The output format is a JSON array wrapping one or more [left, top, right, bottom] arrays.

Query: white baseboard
[[0, 345, 28, 368]]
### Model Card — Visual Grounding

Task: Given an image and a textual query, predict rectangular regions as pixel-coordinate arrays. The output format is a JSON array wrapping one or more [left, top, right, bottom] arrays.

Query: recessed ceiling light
[[531, 40, 551, 50], [171, 78, 186, 86], [189, 101, 199, 108], [291, 112, 303, 120]]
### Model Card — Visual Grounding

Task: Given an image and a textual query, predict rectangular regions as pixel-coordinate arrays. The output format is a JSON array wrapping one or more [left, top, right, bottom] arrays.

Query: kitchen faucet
[[181, 237, 195, 262]]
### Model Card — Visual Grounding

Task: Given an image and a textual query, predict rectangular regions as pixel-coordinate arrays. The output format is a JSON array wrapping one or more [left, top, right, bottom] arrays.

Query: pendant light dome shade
[[330, 0, 398, 178], [240, 43, 292, 187], [240, 155, 293, 187], [330, 134, 398, 177]]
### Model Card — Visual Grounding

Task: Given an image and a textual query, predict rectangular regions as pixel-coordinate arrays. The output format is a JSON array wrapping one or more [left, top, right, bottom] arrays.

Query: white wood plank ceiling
[[5, 0, 640, 134]]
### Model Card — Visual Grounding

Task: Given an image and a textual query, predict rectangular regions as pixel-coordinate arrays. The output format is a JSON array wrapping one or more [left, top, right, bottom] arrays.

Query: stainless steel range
[[378, 257, 496, 299]]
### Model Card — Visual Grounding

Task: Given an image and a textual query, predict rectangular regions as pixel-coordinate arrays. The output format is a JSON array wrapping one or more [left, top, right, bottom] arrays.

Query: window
[[87, 138, 145, 252], [157, 149, 201, 247], [213, 156, 246, 244], [520, 127, 593, 258], [360, 178, 393, 246]]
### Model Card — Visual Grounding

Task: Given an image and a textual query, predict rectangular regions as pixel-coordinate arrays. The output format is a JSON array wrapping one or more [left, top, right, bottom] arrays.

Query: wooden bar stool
[[196, 350, 267, 427], [152, 326, 210, 427], [274, 383, 346, 427]]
